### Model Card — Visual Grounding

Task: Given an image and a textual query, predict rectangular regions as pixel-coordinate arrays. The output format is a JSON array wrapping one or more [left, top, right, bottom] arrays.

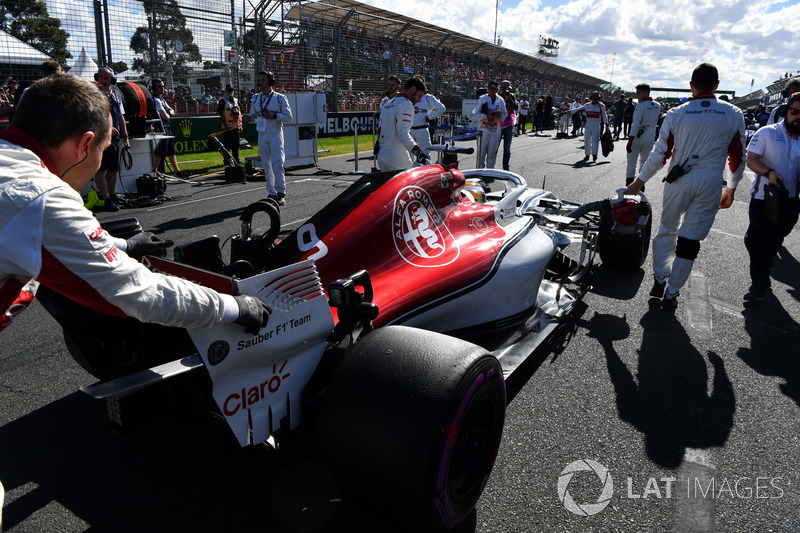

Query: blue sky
[[363, 0, 800, 98]]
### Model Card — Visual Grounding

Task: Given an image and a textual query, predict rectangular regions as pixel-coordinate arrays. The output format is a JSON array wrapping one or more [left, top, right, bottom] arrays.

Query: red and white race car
[[41, 162, 650, 529]]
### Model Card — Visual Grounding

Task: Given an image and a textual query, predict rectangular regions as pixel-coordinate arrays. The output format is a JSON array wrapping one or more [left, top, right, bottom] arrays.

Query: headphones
[[259, 70, 276, 86], [94, 67, 117, 85]]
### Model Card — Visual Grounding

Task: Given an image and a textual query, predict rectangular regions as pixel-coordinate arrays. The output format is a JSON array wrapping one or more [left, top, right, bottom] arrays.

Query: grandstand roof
[[288, 0, 618, 92]]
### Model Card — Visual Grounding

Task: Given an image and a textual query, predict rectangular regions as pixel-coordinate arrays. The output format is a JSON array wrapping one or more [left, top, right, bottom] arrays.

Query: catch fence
[[0, 0, 616, 116]]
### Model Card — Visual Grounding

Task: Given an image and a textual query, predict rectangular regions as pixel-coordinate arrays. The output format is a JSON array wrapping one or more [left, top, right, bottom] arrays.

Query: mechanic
[[244, 70, 293, 205], [472, 81, 507, 169], [742, 91, 800, 303], [93, 66, 129, 212], [217, 83, 243, 164], [625, 83, 661, 190], [498, 80, 518, 171], [625, 63, 746, 311], [0, 75, 269, 334], [572, 92, 609, 163], [767, 77, 800, 126], [380, 74, 401, 109], [409, 87, 445, 162], [377, 76, 428, 171]]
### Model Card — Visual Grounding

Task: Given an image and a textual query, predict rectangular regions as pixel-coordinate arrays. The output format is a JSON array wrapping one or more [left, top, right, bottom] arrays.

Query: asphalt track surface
[[1, 129, 799, 532]]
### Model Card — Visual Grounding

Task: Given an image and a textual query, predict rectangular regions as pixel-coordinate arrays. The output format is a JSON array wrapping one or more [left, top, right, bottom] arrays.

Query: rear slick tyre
[[315, 326, 506, 530]]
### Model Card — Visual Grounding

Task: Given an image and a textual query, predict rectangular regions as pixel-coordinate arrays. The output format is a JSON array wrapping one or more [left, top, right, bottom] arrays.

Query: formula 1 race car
[[39, 161, 650, 529]]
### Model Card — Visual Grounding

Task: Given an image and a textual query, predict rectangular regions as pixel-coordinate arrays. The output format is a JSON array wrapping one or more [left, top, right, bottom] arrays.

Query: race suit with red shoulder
[[637, 94, 746, 290], [0, 126, 240, 332]]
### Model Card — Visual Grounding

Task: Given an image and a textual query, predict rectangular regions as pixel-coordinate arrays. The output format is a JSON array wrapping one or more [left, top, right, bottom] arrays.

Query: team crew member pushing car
[[626, 63, 746, 311], [376, 76, 429, 171], [0, 74, 269, 334]]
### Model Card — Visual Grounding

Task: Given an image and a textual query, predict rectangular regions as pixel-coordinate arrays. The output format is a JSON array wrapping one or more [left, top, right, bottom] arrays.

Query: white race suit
[[626, 98, 662, 179], [638, 94, 746, 291], [410, 93, 446, 159], [573, 102, 608, 157], [377, 93, 416, 171]]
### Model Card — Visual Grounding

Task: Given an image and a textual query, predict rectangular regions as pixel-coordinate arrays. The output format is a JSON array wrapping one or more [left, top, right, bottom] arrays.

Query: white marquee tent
[[68, 47, 98, 81]]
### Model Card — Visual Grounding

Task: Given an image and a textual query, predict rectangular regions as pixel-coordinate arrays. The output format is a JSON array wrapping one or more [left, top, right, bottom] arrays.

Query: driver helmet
[[463, 179, 487, 203]]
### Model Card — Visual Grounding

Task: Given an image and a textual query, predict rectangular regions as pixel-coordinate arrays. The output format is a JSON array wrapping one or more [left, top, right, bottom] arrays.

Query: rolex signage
[[168, 116, 257, 155]]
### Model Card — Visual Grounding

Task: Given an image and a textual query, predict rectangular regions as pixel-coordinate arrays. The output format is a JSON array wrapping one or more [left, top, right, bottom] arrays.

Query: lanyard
[[259, 92, 274, 115]]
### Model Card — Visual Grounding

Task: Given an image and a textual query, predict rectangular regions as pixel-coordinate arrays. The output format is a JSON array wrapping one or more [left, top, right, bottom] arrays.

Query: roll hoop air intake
[[230, 201, 281, 273]]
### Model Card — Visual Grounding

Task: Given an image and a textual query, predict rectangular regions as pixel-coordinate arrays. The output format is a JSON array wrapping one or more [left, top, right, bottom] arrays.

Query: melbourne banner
[[166, 113, 382, 155]]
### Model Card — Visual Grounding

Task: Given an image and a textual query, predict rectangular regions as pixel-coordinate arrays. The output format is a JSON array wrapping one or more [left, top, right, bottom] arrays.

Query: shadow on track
[[588, 301, 735, 468], [737, 246, 800, 407]]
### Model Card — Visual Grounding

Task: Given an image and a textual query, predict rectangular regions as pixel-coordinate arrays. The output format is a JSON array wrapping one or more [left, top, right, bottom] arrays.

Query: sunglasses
[[788, 107, 800, 116]]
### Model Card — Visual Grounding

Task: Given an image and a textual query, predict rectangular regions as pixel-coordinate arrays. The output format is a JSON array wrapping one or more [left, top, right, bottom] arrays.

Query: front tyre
[[315, 326, 506, 529]]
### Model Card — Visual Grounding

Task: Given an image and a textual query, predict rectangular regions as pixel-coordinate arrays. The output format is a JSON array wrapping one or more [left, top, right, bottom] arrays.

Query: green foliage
[[239, 28, 282, 61], [110, 61, 129, 74], [0, 0, 71, 64], [203, 60, 226, 70], [130, 0, 201, 77]]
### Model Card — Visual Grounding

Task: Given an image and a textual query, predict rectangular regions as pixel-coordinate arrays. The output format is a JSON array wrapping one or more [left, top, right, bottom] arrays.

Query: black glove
[[233, 295, 271, 334], [125, 232, 174, 259], [411, 145, 429, 165]]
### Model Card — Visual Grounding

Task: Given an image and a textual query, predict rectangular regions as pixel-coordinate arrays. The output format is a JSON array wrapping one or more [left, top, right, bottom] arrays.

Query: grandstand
[[280, 0, 618, 112]]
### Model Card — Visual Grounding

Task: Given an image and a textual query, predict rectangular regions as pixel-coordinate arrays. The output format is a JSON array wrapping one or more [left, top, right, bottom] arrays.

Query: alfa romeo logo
[[557, 459, 614, 516], [392, 185, 459, 267]]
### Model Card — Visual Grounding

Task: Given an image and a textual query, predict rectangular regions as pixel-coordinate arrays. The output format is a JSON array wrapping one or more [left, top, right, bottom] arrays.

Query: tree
[[0, 0, 71, 64], [203, 60, 226, 70], [110, 61, 129, 74], [129, 0, 201, 78]]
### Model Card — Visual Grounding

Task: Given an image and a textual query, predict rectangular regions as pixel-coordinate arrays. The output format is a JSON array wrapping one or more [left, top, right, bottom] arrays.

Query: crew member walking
[[625, 63, 746, 311]]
